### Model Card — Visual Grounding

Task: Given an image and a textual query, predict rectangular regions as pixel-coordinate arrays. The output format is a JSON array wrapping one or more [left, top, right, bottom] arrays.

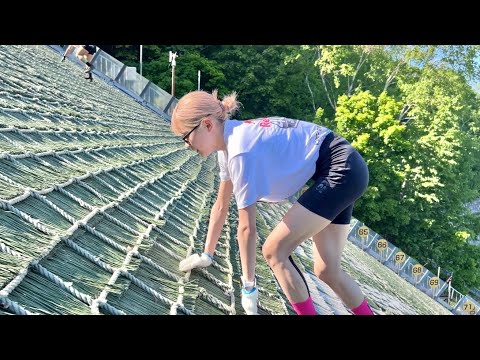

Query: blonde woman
[[171, 90, 373, 316]]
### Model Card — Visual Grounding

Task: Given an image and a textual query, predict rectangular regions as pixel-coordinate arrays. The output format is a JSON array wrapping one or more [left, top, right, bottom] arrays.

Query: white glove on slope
[[179, 253, 212, 272]]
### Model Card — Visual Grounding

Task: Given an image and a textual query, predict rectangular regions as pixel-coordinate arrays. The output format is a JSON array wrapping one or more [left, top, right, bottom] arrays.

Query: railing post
[[163, 96, 176, 114], [91, 48, 101, 64], [114, 64, 127, 82], [139, 81, 152, 98]]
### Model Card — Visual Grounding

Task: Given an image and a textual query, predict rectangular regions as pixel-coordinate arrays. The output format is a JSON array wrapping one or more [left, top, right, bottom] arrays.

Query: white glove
[[179, 252, 212, 272]]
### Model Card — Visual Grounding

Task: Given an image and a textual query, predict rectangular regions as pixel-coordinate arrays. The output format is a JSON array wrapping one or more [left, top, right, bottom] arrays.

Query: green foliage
[[332, 90, 412, 233], [330, 53, 480, 292], [313, 107, 324, 126], [207, 45, 318, 120]]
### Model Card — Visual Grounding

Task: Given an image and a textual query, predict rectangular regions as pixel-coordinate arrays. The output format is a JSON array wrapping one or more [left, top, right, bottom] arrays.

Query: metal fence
[[51, 45, 177, 121], [349, 219, 480, 315]]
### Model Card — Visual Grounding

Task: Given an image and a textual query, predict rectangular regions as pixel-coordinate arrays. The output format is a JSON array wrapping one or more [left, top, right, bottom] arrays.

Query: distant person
[[61, 45, 96, 81], [170, 90, 374, 315]]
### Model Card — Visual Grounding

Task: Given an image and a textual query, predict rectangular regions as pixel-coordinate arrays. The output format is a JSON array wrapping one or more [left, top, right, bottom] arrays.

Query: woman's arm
[[178, 180, 233, 272], [204, 180, 233, 255]]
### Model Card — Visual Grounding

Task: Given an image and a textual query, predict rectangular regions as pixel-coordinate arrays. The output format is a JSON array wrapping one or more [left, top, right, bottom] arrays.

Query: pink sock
[[351, 298, 374, 315], [291, 297, 316, 315]]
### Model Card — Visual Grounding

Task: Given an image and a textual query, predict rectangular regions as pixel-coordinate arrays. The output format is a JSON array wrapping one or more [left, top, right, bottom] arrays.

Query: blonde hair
[[171, 90, 241, 135]]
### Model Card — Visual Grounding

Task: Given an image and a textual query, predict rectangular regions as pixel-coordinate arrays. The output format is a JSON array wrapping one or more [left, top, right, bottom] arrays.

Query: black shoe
[[84, 64, 95, 73], [61, 55, 66, 62]]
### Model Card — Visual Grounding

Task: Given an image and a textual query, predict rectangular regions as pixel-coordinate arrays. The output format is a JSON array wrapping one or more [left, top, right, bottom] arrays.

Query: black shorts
[[83, 45, 97, 55], [297, 132, 369, 224]]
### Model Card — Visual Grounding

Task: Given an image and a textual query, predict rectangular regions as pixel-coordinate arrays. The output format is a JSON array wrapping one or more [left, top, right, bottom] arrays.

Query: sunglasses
[[182, 114, 211, 145], [182, 123, 201, 145]]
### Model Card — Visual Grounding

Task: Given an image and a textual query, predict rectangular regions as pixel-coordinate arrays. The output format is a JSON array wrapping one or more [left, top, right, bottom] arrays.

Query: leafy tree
[[319, 47, 480, 292], [207, 45, 318, 120]]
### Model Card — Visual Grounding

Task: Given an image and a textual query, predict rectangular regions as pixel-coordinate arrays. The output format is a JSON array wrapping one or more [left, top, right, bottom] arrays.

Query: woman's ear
[[204, 117, 213, 131]]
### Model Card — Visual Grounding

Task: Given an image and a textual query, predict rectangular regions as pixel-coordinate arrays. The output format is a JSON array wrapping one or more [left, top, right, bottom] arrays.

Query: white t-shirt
[[218, 117, 332, 209]]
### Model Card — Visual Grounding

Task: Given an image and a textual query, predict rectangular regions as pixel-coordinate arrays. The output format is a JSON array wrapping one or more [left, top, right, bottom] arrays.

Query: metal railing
[[348, 219, 480, 315], [50, 45, 177, 121]]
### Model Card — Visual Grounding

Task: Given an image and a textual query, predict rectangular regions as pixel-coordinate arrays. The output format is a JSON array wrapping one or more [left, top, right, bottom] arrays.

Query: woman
[[172, 90, 373, 315], [61, 45, 97, 80]]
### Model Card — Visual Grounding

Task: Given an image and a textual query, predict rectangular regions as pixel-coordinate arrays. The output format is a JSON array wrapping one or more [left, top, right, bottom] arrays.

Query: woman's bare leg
[[312, 223, 364, 309], [262, 202, 331, 303]]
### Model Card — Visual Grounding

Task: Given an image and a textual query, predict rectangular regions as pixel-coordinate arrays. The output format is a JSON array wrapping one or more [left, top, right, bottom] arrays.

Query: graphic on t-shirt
[[271, 117, 299, 128], [245, 117, 299, 128]]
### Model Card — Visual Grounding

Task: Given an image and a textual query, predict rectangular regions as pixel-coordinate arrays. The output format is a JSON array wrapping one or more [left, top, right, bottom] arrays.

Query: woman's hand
[[179, 252, 213, 272]]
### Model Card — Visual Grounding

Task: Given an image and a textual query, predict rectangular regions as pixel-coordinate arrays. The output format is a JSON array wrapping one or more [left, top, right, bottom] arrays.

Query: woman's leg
[[312, 223, 364, 309], [75, 47, 89, 62], [237, 205, 258, 314], [63, 45, 76, 57], [262, 202, 331, 304], [75, 48, 94, 74]]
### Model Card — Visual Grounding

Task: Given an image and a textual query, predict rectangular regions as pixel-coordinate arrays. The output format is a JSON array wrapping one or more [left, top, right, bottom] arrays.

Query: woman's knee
[[261, 242, 275, 266], [76, 48, 87, 57], [314, 264, 341, 284], [262, 241, 287, 268]]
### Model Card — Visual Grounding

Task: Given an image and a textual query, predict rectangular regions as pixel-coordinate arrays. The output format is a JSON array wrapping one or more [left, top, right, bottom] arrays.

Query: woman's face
[[180, 116, 219, 158]]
